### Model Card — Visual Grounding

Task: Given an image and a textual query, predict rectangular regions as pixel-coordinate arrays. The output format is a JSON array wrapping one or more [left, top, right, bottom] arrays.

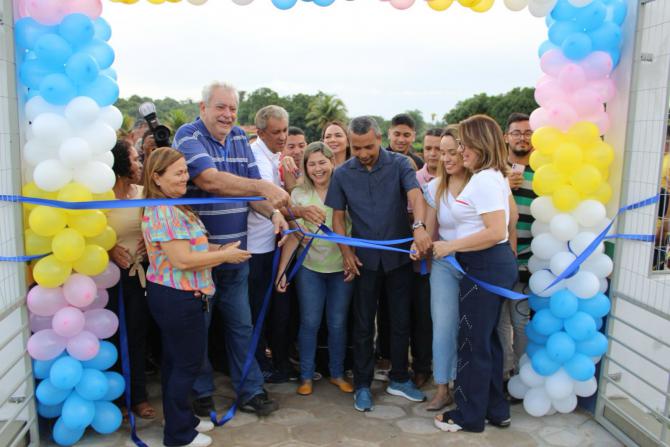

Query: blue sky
[[104, 0, 547, 120]]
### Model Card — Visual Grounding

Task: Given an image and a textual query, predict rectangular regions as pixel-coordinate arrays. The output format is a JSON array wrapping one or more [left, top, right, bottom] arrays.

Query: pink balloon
[[91, 263, 120, 289], [540, 49, 569, 77], [570, 88, 604, 116], [27, 286, 68, 317], [558, 64, 586, 92], [24, 0, 69, 25], [529, 107, 550, 131], [27, 329, 66, 361], [546, 102, 579, 131], [65, 0, 102, 19], [84, 309, 119, 339], [63, 274, 97, 308], [52, 306, 86, 338], [534, 77, 564, 107], [390, 0, 414, 9], [80, 289, 109, 312], [589, 78, 616, 103], [585, 111, 611, 134], [66, 330, 100, 361], [581, 51, 613, 80], [29, 313, 53, 333]]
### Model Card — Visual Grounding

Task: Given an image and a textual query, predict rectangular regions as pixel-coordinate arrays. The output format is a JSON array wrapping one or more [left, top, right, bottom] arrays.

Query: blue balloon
[[549, 289, 579, 319], [551, 0, 579, 21], [564, 353, 595, 381], [562, 32, 593, 61], [65, 52, 100, 84], [529, 294, 550, 312], [38, 402, 63, 419], [576, 332, 608, 357], [91, 401, 122, 434], [589, 22, 622, 52], [78, 74, 119, 106], [102, 372, 125, 401], [531, 348, 561, 376], [34, 34, 73, 68], [538, 40, 559, 58], [61, 393, 95, 430], [15, 18, 56, 50], [93, 18, 112, 41], [36, 379, 71, 406], [313, 0, 335, 5], [53, 416, 85, 446], [578, 293, 611, 318], [19, 59, 55, 89], [58, 14, 94, 47], [272, 0, 298, 9], [545, 14, 556, 28], [606, 0, 627, 26], [40, 73, 77, 105], [608, 49, 621, 68], [75, 369, 109, 401], [33, 357, 59, 380], [50, 357, 83, 391], [548, 21, 581, 46], [564, 311, 597, 341], [525, 321, 548, 344], [532, 309, 563, 336], [594, 317, 604, 330], [546, 331, 576, 363], [100, 67, 117, 81], [575, 0, 607, 31], [527, 342, 542, 357], [79, 38, 115, 70], [82, 341, 118, 370]]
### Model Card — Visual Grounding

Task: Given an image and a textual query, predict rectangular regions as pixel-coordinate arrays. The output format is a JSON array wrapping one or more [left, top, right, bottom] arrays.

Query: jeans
[[295, 267, 353, 380], [146, 282, 204, 446], [429, 258, 463, 384], [496, 283, 530, 378], [353, 262, 413, 389], [192, 264, 264, 404]]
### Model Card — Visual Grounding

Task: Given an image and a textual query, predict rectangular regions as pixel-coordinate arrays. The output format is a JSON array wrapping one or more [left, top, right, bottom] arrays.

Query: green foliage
[[237, 87, 282, 126], [116, 95, 199, 128], [306, 92, 348, 135], [404, 109, 426, 138], [444, 87, 537, 130]]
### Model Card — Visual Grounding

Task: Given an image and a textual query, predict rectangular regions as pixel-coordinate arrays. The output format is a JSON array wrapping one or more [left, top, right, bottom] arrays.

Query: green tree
[[284, 93, 320, 142], [237, 87, 283, 125], [405, 109, 427, 139], [443, 87, 537, 130], [165, 109, 190, 133], [306, 93, 348, 134]]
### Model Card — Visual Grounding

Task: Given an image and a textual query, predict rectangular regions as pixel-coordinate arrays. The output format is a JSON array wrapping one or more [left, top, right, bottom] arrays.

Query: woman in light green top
[[276, 143, 353, 396]]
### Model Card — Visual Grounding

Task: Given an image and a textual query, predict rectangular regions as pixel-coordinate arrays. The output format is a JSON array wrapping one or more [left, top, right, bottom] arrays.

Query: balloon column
[[505, 0, 625, 417], [15, 1, 125, 445]]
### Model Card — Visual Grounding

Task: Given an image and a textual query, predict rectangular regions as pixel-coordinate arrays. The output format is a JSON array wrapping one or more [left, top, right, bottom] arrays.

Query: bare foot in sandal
[[132, 402, 157, 420], [426, 384, 453, 411]]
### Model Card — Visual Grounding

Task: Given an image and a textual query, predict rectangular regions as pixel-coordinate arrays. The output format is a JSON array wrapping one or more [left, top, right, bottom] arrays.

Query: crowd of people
[[108, 81, 538, 447]]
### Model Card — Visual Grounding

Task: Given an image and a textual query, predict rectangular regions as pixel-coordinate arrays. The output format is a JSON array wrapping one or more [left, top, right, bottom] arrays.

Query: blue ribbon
[[444, 255, 529, 301], [0, 254, 46, 262]]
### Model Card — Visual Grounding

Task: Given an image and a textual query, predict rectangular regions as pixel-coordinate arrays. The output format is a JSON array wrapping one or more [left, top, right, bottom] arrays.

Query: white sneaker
[[196, 420, 214, 433], [187, 433, 213, 447]]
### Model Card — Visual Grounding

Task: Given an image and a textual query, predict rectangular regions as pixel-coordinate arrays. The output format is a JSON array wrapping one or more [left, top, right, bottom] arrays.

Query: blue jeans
[[429, 258, 462, 385], [192, 264, 264, 403], [295, 267, 352, 380]]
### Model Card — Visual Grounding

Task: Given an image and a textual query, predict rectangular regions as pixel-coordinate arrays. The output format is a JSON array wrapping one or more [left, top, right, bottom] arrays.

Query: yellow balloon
[[73, 245, 109, 276], [25, 229, 52, 256], [458, 0, 478, 5], [471, 0, 494, 12], [599, 166, 610, 181], [92, 190, 116, 213], [531, 127, 564, 156], [147, 0, 166, 3], [87, 226, 118, 251], [553, 142, 583, 175], [569, 164, 603, 195], [532, 164, 565, 196], [22, 182, 42, 211], [68, 210, 108, 238], [586, 182, 612, 205], [58, 182, 93, 215], [52, 228, 86, 263], [33, 255, 72, 288], [529, 150, 552, 171], [29, 206, 68, 237], [428, 0, 454, 10], [567, 122, 601, 147], [552, 185, 581, 211], [583, 141, 614, 169]]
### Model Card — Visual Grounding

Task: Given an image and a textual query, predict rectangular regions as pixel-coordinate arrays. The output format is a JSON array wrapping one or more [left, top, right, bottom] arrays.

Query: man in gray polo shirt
[[325, 116, 433, 412]]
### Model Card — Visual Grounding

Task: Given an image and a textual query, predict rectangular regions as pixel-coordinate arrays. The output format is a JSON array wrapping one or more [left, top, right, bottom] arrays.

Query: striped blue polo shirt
[[174, 118, 260, 269]]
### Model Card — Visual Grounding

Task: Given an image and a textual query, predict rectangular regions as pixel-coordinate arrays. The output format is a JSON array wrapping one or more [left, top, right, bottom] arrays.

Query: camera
[[139, 102, 172, 148]]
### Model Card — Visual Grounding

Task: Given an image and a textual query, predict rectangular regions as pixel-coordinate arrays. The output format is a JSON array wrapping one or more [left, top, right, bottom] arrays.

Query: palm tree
[[164, 109, 190, 133], [116, 113, 135, 138], [306, 93, 348, 132]]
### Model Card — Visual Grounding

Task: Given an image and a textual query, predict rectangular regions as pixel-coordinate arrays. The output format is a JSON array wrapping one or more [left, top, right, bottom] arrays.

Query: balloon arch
[[11, 0, 626, 444]]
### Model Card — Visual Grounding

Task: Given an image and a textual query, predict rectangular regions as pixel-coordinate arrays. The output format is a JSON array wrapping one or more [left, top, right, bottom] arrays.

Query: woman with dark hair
[[322, 121, 350, 167], [107, 139, 155, 419]]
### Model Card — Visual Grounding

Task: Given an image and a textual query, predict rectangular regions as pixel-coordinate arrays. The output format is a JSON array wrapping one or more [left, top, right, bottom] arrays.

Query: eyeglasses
[[508, 131, 533, 139]]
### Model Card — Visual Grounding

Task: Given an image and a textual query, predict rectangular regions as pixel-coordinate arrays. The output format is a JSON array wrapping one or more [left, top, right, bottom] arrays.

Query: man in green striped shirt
[[498, 113, 536, 398]]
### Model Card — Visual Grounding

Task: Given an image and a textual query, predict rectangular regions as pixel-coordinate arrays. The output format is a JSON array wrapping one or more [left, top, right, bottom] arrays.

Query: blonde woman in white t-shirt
[[430, 115, 519, 434]]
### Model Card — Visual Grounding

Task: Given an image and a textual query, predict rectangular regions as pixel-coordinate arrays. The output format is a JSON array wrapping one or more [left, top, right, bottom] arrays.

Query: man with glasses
[[497, 112, 535, 401]]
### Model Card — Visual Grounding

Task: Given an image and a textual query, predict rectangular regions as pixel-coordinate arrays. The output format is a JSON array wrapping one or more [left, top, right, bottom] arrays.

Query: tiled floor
[[42, 374, 623, 446]]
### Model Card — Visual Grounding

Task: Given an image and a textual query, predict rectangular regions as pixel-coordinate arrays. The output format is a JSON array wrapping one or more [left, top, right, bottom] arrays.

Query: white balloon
[[567, 0, 593, 6], [550, 251, 576, 277], [573, 376, 598, 397], [529, 269, 564, 297], [519, 354, 531, 367], [232, 0, 253, 4], [523, 387, 552, 417], [73, 161, 116, 193], [552, 393, 577, 413], [59, 137, 93, 168], [567, 270, 600, 298], [550, 213, 579, 242], [504, 0, 528, 11], [189, 0, 208, 4], [583, 217, 614, 238], [528, 255, 550, 274], [531, 220, 550, 237], [25, 96, 63, 122], [545, 369, 574, 400], [580, 253, 613, 279], [572, 200, 607, 228], [528, 0, 558, 17], [598, 278, 608, 294], [95, 151, 115, 168], [531, 233, 567, 260], [31, 113, 72, 146], [77, 120, 117, 155], [530, 196, 558, 224], [569, 232, 604, 257], [33, 159, 72, 191], [508, 375, 529, 400], [65, 97, 101, 127], [23, 139, 59, 166], [520, 362, 545, 388], [98, 106, 123, 131]]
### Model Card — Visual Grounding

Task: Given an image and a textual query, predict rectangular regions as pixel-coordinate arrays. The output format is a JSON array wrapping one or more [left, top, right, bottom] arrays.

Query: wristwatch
[[412, 221, 426, 231]]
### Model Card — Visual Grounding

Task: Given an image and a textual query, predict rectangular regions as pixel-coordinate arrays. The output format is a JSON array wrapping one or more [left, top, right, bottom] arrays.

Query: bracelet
[[269, 209, 281, 219]]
